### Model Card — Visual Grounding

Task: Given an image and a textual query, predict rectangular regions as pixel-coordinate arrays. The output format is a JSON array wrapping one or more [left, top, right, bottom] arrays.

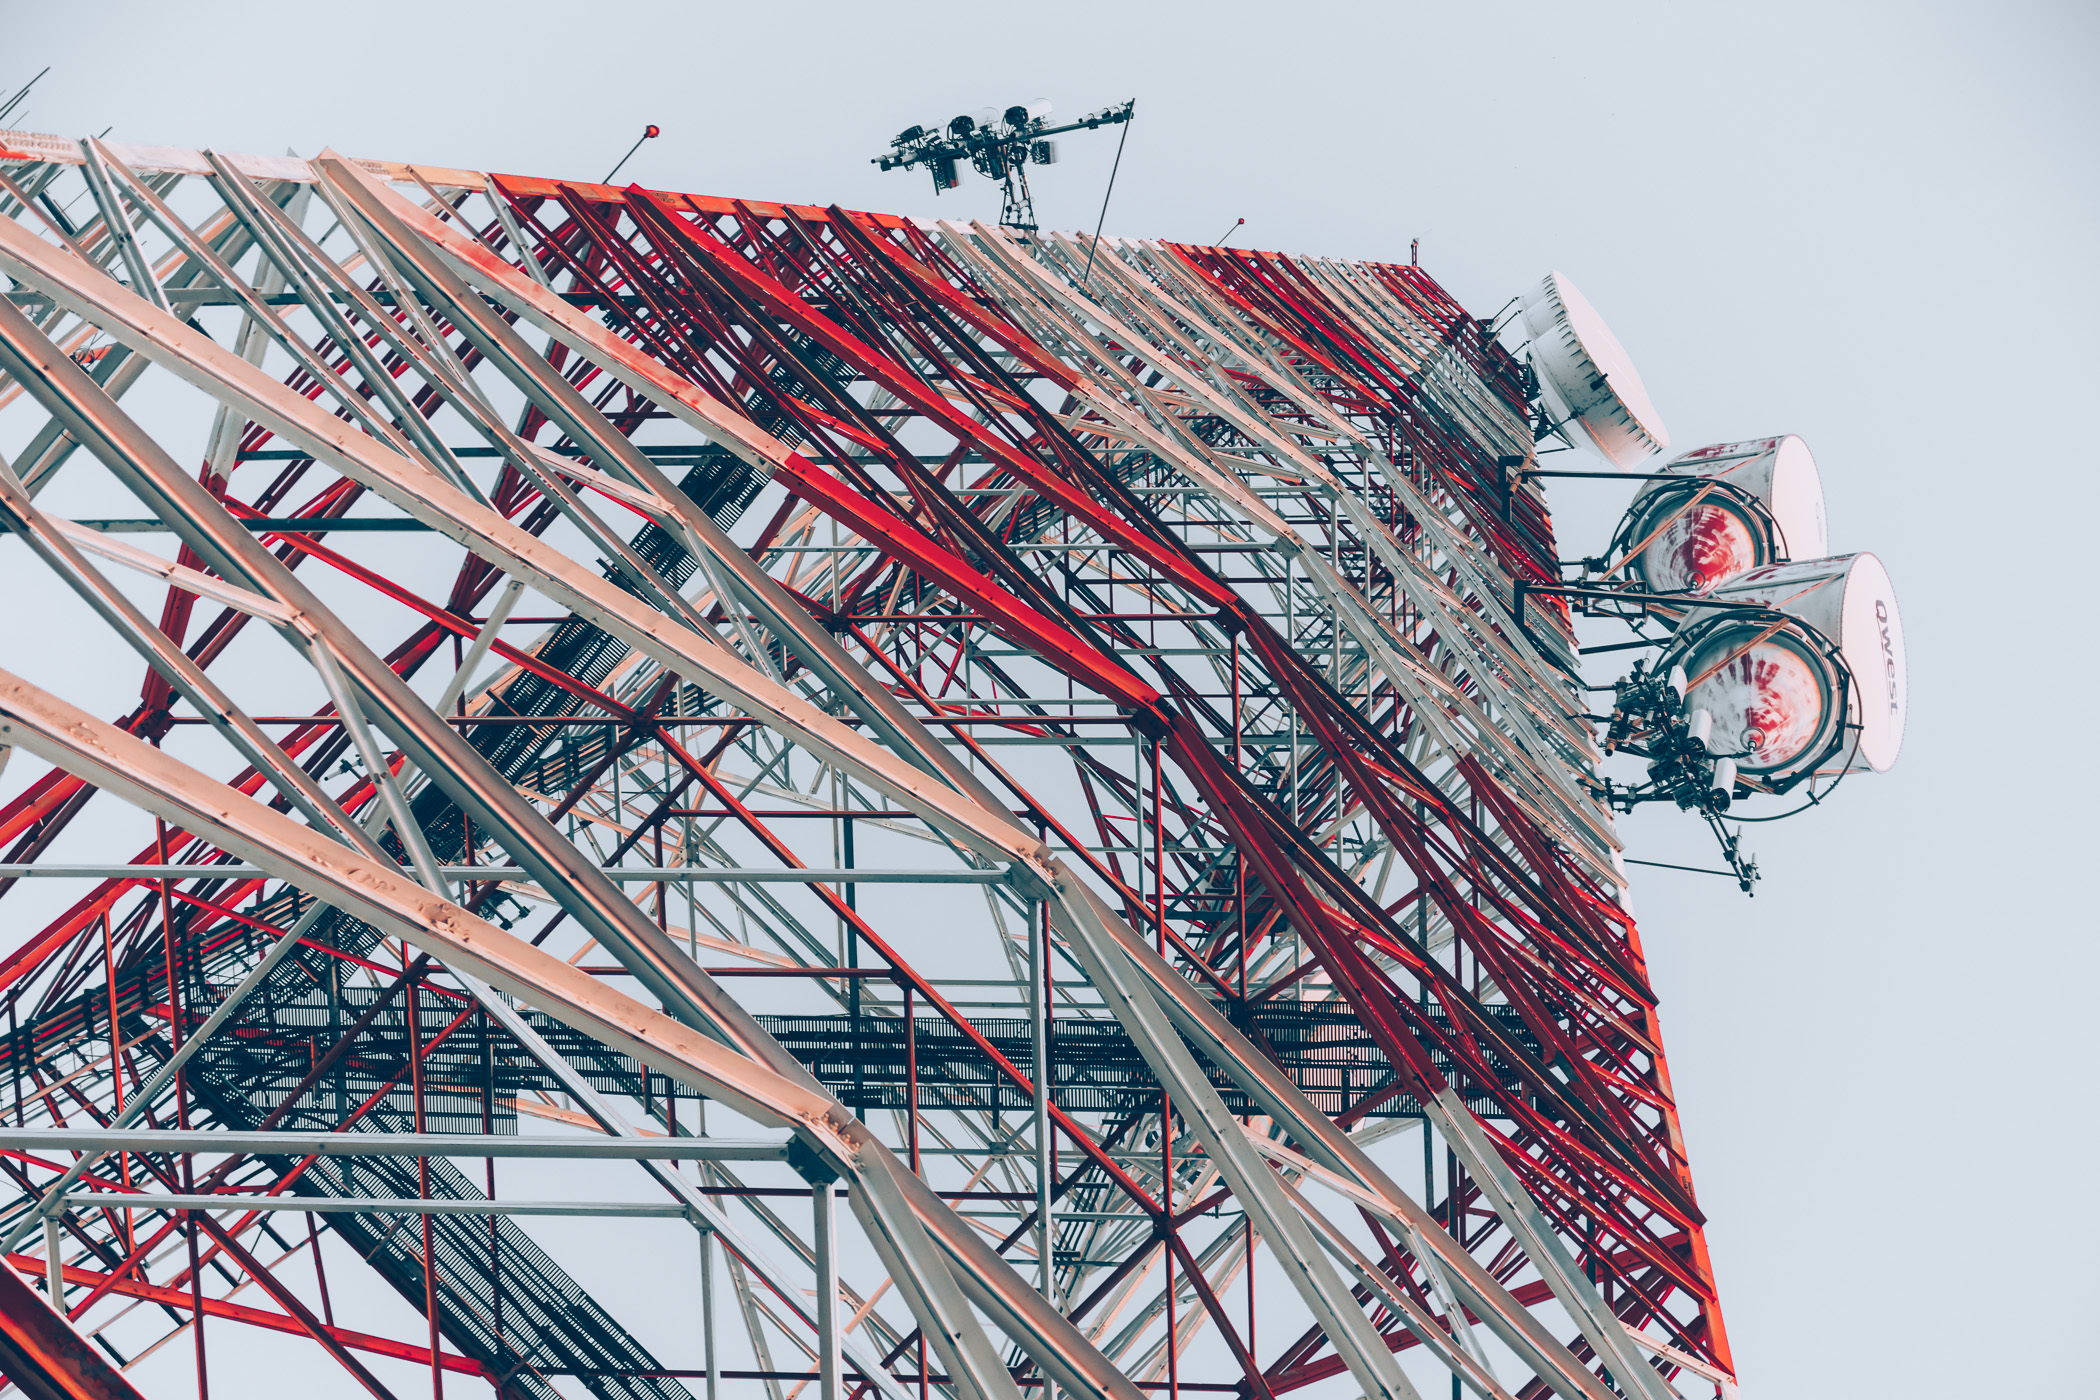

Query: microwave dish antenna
[[1681, 551, 1907, 777], [1599, 550, 1904, 835], [1520, 271, 1669, 466], [1600, 552, 1904, 807], [1612, 434, 1829, 597]]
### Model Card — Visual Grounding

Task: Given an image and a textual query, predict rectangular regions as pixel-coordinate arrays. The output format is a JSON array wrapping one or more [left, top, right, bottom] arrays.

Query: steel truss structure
[[0, 130, 1736, 1400]]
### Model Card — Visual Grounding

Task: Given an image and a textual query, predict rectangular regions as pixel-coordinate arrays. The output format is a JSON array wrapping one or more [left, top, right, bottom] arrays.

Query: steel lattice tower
[[0, 132, 1735, 1400]]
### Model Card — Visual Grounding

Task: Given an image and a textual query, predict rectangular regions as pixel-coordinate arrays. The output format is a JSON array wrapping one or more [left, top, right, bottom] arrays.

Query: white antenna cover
[[1521, 272, 1669, 467], [1664, 435, 1827, 561], [1703, 552, 1907, 773], [1625, 435, 1828, 594]]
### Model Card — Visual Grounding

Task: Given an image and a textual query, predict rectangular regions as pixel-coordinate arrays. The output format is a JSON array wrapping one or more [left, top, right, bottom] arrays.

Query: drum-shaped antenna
[[1618, 435, 1829, 595], [1520, 271, 1669, 466], [1661, 552, 1907, 788]]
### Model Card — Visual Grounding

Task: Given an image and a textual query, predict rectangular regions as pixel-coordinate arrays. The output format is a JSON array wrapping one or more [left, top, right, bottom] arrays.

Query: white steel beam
[[0, 1130, 789, 1160]]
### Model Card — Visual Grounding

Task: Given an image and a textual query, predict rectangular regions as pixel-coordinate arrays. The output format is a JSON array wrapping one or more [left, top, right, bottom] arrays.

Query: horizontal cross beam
[[0, 1130, 788, 1160], [0, 864, 1006, 883], [62, 1194, 692, 1217]]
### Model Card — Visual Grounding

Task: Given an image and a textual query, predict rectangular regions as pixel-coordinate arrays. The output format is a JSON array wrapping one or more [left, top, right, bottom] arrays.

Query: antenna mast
[[872, 98, 1134, 232]]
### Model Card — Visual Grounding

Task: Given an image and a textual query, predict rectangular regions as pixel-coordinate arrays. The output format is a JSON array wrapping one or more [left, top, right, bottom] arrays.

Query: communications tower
[[0, 127, 1905, 1400]]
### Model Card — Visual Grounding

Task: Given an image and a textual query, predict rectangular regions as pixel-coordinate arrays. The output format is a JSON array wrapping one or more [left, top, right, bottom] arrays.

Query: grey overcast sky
[[3, 2, 2096, 1395]]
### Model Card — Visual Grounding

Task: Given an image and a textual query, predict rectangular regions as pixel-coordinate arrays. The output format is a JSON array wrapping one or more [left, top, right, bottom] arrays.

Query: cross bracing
[[0, 130, 1734, 1400]]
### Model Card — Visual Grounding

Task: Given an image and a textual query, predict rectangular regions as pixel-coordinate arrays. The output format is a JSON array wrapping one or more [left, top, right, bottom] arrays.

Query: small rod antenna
[[602, 124, 661, 185], [1215, 217, 1245, 246], [1081, 104, 1134, 288], [0, 67, 50, 127]]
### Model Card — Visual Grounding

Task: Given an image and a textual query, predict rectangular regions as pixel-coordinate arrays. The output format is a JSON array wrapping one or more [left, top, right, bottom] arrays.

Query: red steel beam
[[5, 1256, 485, 1380], [0, 1255, 147, 1400]]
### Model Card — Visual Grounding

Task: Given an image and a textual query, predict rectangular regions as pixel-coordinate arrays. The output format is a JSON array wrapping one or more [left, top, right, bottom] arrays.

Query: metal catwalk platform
[[0, 131, 1734, 1400]]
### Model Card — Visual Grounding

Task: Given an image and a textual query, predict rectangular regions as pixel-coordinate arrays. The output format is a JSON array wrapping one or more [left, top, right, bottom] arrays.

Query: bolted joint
[[784, 1135, 842, 1188], [1004, 861, 1057, 904], [1125, 702, 1170, 742]]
